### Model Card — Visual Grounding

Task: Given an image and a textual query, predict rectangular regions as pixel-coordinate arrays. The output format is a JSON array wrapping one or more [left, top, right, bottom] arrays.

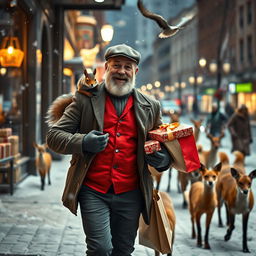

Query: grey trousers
[[78, 185, 143, 256]]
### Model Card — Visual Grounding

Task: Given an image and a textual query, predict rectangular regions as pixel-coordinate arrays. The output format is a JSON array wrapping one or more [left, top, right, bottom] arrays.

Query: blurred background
[[0, 0, 255, 180]]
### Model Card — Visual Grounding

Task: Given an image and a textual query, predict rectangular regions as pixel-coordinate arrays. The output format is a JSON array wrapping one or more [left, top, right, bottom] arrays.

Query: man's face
[[104, 56, 138, 96]]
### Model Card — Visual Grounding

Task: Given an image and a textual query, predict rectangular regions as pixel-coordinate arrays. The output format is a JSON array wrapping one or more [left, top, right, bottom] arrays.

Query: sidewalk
[[1, 115, 256, 255], [0, 155, 153, 256]]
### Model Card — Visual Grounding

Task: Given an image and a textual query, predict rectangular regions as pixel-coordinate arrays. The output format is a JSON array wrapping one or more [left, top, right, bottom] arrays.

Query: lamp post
[[208, 59, 231, 108], [188, 75, 203, 118], [188, 58, 206, 118], [175, 81, 186, 115]]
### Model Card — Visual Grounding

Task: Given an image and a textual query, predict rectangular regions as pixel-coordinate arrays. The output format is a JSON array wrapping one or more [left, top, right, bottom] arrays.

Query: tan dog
[[216, 152, 256, 253], [189, 162, 222, 249], [33, 143, 52, 190]]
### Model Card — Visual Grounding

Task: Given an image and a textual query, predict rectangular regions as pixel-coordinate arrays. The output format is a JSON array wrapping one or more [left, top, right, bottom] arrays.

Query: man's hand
[[145, 146, 172, 170], [83, 130, 109, 153]]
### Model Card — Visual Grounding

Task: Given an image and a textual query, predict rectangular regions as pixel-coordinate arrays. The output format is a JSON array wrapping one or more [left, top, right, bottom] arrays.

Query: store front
[[0, 0, 55, 189]]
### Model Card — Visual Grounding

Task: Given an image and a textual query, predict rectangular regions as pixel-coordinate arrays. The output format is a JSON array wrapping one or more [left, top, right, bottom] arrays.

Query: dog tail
[[45, 94, 73, 127], [218, 151, 229, 165], [233, 151, 245, 168]]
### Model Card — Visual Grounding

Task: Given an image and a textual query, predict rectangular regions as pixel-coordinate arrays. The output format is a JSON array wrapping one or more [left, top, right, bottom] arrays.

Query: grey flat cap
[[104, 44, 141, 64]]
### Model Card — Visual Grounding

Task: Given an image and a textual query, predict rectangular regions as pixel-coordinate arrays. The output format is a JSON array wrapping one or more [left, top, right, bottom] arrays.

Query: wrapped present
[[144, 140, 161, 154], [148, 123, 200, 173], [8, 135, 19, 155], [0, 128, 12, 137], [0, 143, 12, 158], [148, 122, 193, 142], [0, 137, 9, 143]]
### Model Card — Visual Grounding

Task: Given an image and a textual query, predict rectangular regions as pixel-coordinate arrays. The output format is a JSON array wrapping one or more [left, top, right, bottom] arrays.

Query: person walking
[[227, 104, 253, 156], [205, 103, 227, 136], [46, 44, 172, 256]]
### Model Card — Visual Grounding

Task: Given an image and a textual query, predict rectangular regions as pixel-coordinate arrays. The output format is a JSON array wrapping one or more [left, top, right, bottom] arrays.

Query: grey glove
[[83, 130, 109, 153], [145, 146, 172, 170]]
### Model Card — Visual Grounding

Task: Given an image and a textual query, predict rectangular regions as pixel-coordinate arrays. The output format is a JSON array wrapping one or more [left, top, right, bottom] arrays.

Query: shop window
[[0, 6, 27, 156]]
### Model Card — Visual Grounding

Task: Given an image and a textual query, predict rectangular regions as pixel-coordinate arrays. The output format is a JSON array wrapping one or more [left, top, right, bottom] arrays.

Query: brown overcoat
[[227, 110, 252, 155], [46, 83, 163, 224]]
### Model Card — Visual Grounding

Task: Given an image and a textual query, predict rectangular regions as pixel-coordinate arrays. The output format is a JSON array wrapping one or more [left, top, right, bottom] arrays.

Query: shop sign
[[236, 82, 252, 93], [204, 88, 216, 95]]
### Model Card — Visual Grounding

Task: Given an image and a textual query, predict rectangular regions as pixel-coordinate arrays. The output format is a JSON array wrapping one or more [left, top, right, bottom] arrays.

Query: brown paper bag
[[139, 190, 173, 254]]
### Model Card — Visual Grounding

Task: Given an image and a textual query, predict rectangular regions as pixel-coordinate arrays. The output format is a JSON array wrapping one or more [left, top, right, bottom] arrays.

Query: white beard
[[104, 71, 136, 96]]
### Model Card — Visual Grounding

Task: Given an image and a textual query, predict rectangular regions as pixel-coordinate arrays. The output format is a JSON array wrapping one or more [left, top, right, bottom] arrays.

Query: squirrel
[[46, 68, 98, 127]]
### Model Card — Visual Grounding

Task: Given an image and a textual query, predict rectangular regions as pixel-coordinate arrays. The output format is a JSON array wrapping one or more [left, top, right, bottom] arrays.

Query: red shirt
[[84, 95, 139, 194]]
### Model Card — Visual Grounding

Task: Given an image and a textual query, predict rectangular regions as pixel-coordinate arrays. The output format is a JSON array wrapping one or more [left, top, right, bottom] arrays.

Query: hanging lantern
[[0, 37, 24, 67]]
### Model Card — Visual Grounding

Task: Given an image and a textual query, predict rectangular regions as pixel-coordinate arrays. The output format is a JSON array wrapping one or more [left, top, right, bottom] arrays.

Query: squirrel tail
[[45, 94, 73, 127]]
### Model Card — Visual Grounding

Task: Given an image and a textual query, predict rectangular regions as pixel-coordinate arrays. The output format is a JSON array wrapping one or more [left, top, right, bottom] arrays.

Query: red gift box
[[0, 128, 12, 137], [144, 140, 161, 154], [148, 123, 193, 142], [0, 143, 12, 159]]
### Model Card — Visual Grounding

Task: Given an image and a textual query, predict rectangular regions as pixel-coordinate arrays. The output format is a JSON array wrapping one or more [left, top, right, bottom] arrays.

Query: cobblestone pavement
[[0, 115, 256, 256]]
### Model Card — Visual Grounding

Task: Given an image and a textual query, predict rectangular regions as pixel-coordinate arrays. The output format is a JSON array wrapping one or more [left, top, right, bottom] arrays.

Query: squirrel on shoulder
[[46, 68, 98, 127]]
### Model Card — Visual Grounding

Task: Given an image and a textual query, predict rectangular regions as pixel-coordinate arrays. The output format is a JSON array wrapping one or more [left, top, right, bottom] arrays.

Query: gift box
[[0, 143, 12, 159], [144, 140, 161, 154], [0, 128, 12, 137], [148, 123, 200, 173], [8, 135, 19, 155], [148, 123, 193, 142], [0, 137, 9, 143]]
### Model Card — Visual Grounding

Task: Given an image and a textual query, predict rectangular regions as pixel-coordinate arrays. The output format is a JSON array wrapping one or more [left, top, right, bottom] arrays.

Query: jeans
[[78, 185, 143, 256]]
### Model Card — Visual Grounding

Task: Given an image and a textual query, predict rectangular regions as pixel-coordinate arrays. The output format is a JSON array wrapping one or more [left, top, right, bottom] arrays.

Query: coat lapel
[[133, 89, 151, 141], [91, 83, 106, 131]]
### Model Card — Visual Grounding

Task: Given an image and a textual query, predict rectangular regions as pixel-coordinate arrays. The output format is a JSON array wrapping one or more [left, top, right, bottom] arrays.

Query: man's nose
[[117, 67, 126, 74]]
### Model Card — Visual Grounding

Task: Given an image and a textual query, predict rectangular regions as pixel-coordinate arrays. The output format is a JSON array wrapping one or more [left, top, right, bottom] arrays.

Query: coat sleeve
[[46, 93, 85, 155]]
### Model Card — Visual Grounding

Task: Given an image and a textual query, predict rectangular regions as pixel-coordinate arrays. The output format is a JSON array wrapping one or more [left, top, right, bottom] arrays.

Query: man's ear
[[105, 62, 108, 70], [135, 67, 139, 74]]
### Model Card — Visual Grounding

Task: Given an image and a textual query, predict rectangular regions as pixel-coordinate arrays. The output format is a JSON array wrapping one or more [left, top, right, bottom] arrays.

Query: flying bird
[[137, 0, 194, 38]]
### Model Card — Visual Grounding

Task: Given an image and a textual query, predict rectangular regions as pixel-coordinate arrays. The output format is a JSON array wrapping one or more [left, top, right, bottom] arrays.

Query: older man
[[46, 44, 172, 256]]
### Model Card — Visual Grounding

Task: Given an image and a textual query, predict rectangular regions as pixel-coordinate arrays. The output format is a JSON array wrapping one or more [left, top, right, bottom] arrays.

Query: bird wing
[[137, 0, 169, 30], [173, 14, 194, 28]]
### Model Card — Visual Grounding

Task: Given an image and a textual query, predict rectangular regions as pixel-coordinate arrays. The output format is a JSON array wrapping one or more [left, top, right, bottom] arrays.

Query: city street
[[0, 115, 256, 256]]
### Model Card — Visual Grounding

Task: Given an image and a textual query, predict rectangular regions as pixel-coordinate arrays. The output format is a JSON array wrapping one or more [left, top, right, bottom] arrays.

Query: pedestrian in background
[[227, 104, 253, 156], [205, 103, 227, 136], [46, 44, 172, 256]]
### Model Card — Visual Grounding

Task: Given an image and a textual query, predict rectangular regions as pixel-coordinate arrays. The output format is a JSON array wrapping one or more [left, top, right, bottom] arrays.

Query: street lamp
[[208, 59, 231, 108], [175, 81, 186, 114], [188, 75, 203, 118], [188, 58, 205, 117], [100, 24, 114, 47]]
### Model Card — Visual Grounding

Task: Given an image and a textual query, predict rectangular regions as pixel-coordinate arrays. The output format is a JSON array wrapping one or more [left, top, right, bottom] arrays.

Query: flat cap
[[104, 44, 141, 64]]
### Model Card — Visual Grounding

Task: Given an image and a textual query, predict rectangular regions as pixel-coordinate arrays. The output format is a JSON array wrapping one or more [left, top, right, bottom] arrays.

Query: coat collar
[[91, 83, 151, 134]]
